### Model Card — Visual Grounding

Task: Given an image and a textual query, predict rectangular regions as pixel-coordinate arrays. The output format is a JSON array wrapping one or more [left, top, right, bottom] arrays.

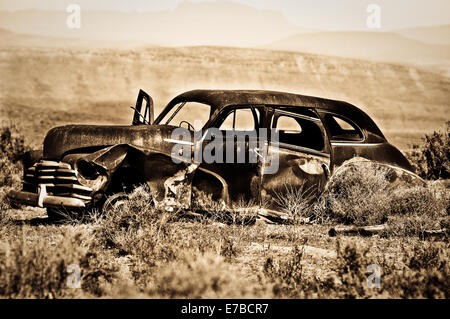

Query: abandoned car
[[8, 89, 419, 218]]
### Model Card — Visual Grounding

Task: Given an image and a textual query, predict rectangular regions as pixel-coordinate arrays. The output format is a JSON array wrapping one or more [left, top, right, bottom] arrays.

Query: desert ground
[[0, 44, 449, 298]]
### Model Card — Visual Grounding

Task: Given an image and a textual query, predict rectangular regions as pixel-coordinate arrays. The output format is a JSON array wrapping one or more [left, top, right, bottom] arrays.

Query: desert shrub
[[0, 123, 27, 163], [263, 243, 307, 297], [93, 187, 176, 258], [331, 241, 379, 298], [0, 226, 116, 298], [319, 160, 392, 226], [262, 240, 449, 299], [315, 159, 447, 237], [126, 222, 235, 292], [263, 240, 379, 298], [386, 185, 447, 237], [229, 197, 260, 225], [329, 241, 449, 298], [408, 122, 449, 180], [0, 123, 28, 208], [93, 187, 242, 292], [0, 210, 13, 230], [381, 242, 450, 298], [219, 232, 240, 259], [274, 183, 315, 223], [0, 156, 22, 190], [389, 185, 441, 216], [192, 188, 259, 225], [147, 252, 262, 298]]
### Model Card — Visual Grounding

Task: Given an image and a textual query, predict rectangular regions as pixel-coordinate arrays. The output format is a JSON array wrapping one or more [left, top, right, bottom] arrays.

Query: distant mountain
[[0, 1, 313, 47], [0, 27, 16, 38], [395, 25, 450, 45], [266, 31, 450, 67], [0, 27, 153, 49], [1, 2, 448, 73]]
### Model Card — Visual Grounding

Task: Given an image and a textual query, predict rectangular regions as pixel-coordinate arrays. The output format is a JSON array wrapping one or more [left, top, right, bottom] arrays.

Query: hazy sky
[[0, 0, 449, 30]]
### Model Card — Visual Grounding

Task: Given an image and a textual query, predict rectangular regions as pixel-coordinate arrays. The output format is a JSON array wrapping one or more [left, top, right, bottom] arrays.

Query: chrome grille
[[23, 160, 93, 203]]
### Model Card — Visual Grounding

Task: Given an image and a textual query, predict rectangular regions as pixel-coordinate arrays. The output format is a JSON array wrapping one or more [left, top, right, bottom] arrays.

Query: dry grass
[[262, 238, 449, 298], [145, 252, 266, 298], [0, 188, 448, 298], [83, 186, 261, 296], [0, 222, 119, 298]]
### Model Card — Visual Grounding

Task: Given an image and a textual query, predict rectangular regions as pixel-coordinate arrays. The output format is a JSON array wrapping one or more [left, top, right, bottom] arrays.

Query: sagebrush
[[408, 122, 449, 180]]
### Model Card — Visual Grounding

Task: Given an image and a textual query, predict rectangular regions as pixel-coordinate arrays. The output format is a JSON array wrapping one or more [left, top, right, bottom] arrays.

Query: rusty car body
[[8, 89, 418, 217]]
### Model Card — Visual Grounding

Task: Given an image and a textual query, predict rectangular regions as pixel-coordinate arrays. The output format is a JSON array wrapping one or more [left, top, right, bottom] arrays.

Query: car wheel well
[[107, 166, 149, 195], [192, 168, 230, 205]]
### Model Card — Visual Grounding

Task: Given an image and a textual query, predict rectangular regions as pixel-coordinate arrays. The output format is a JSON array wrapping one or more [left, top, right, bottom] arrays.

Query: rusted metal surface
[[160, 163, 198, 211], [8, 89, 417, 215]]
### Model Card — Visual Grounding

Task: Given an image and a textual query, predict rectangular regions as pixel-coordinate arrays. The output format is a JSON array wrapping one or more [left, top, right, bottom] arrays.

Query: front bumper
[[8, 185, 86, 208], [9, 159, 94, 209]]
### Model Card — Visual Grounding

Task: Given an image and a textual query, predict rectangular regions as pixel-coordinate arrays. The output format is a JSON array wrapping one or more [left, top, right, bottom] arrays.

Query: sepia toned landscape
[[0, 1, 449, 299]]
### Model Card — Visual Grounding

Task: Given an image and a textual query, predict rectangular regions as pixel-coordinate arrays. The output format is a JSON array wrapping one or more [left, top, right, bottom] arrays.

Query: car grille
[[23, 160, 93, 202]]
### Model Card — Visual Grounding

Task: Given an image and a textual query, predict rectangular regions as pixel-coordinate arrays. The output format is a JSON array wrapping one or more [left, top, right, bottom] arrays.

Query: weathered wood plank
[[328, 225, 386, 237]]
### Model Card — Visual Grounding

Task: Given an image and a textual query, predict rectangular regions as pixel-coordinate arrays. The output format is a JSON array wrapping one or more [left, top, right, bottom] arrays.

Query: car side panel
[[330, 142, 414, 172]]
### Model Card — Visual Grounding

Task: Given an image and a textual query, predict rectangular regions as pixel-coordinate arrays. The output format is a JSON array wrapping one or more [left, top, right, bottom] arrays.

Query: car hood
[[43, 124, 185, 159]]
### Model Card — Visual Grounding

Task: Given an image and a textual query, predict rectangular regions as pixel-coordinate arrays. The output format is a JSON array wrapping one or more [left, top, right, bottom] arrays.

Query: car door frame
[[198, 104, 263, 202], [260, 107, 332, 208]]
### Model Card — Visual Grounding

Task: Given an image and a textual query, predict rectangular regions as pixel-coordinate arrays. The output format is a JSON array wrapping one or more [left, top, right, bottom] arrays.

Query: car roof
[[171, 90, 385, 139]]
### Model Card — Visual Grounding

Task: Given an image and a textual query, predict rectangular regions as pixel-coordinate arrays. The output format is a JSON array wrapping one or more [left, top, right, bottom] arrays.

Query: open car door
[[132, 89, 154, 125]]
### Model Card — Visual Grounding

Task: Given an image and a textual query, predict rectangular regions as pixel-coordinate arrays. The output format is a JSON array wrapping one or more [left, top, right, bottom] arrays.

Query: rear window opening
[[273, 114, 325, 152], [322, 113, 363, 142]]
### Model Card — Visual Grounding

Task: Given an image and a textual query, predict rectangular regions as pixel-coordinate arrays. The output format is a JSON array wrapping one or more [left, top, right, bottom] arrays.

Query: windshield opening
[[158, 101, 212, 130]]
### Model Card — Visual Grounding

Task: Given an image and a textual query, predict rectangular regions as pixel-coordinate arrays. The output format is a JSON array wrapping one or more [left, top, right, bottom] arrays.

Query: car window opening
[[274, 114, 325, 152], [161, 101, 212, 130], [322, 113, 363, 142]]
